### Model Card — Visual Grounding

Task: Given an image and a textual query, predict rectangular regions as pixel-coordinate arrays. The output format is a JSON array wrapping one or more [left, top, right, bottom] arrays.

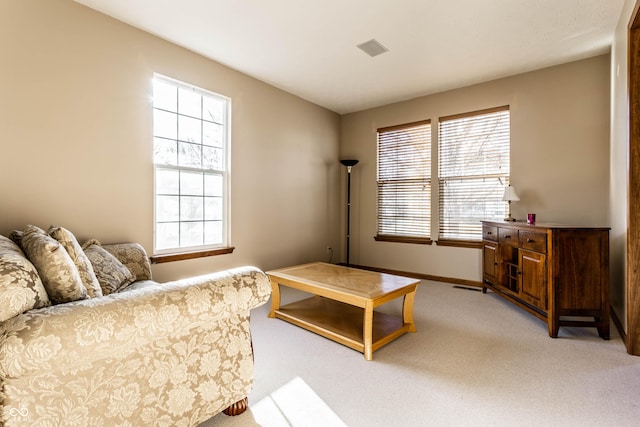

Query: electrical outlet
[[326, 246, 332, 254]]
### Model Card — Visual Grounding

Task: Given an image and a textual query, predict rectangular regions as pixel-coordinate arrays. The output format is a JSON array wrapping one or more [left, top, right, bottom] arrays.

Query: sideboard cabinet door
[[519, 249, 547, 310], [483, 241, 498, 285]]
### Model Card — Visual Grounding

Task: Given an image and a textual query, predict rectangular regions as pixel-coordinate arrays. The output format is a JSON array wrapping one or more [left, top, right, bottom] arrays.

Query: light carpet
[[200, 280, 640, 426]]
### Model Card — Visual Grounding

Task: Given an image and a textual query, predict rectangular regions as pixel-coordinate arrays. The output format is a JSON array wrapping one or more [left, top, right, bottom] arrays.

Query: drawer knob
[[527, 238, 534, 243], [505, 235, 511, 239], [487, 231, 492, 235]]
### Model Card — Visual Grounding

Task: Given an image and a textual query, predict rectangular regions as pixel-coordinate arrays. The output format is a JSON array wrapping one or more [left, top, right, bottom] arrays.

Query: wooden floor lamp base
[[223, 397, 248, 416]]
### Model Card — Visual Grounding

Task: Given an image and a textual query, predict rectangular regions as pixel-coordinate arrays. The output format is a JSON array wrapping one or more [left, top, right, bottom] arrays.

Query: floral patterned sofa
[[0, 225, 271, 426]]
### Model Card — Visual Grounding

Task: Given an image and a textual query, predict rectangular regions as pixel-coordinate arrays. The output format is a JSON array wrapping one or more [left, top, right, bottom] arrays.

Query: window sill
[[150, 247, 235, 264], [374, 235, 433, 245], [436, 240, 482, 249]]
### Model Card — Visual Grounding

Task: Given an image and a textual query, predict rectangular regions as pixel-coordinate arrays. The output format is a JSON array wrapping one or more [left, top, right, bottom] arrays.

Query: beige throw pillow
[[19, 225, 88, 304], [8, 229, 24, 249], [48, 226, 103, 298], [0, 235, 51, 321], [82, 239, 135, 295]]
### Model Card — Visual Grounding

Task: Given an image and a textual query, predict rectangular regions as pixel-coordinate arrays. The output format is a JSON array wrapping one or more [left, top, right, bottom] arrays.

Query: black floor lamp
[[340, 159, 358, 265]]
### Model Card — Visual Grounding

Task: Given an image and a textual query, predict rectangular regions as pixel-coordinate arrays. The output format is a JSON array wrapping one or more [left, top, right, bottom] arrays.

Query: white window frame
[[152, 74, 231, 255]]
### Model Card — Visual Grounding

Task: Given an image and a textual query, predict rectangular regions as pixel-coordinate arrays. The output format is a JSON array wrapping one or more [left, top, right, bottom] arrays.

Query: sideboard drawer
[[483, 225, 498, 242], [519, 230, 547, 253], [498, 228, 518, 245]]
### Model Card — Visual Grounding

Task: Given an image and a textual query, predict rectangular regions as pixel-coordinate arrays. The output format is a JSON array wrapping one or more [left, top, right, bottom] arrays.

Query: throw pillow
[[0, 235, 51, 321], [82, 239, 135, 295], [48, 226, 103, 298], [8, 229, 24, 249], [18, 225, 88, 304]]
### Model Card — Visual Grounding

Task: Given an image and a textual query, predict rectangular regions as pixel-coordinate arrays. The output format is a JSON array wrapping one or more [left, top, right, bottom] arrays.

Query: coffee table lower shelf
[[273, 296, 411, 358]]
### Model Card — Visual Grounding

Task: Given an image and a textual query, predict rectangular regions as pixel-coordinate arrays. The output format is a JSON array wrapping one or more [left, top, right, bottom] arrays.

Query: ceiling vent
[[357, 39, 389, 57]]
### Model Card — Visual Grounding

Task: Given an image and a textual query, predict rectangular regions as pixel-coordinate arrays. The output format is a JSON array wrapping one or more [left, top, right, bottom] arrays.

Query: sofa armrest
[[162, 265, 272, 313], [103, 243, 152, 281], [0, 266, 270, 379], [0, 266, 270, 425]]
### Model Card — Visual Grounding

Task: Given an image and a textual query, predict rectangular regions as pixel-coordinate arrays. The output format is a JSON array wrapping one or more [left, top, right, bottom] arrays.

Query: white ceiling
[[74, 0, 625, 114]]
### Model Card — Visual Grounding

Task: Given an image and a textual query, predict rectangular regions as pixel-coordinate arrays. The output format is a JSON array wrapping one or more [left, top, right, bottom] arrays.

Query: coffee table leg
[[403, 290, 417, 332], [364, 301, 374, 361], [268, 279, 280, 318]]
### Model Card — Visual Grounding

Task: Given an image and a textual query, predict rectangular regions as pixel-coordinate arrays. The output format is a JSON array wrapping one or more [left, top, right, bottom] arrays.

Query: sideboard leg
[[548, 317, 559, 338], [596, 316, 610, 340]]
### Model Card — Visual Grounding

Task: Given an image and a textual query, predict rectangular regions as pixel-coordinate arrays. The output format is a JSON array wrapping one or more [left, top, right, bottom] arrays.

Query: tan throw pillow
[[19, 225, 88, 304], [0, 235, 51, 321], [82, 239, 135, 295], [48, 226, 103, 298]]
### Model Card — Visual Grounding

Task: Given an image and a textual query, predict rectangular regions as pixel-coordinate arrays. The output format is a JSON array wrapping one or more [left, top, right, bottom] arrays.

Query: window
[[376, 120, 432, 244], [152, 75, 230, 254], [438, 106, 510, 241]]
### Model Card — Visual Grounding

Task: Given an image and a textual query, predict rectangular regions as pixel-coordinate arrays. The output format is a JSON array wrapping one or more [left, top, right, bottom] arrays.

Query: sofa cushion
[[48, 226, 103, 298], [17, 225, 88, 304], [82, 239, 135, 295], [0, 235, 51, 321]]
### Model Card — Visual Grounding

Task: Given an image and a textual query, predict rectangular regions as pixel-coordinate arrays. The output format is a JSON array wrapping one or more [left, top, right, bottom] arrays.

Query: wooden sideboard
[[481, 220, 610, 339]]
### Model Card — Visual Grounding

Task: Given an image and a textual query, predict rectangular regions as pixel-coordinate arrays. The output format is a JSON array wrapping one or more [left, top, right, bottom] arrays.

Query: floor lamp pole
[[340, 159, 358, 266]]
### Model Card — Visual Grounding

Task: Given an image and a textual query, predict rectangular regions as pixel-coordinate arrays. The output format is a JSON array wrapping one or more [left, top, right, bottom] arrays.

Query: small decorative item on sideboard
[[527, 213, 536, 224]]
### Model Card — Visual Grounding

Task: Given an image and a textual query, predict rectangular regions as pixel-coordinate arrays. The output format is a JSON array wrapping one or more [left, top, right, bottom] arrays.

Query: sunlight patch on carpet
[[251, 377, 347, 427]]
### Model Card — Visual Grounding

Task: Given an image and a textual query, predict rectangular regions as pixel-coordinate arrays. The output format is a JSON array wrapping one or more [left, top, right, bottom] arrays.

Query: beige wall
[[610, 0, 638, 332], [341, 55, 611, 281], [0, 0, 342, 282]]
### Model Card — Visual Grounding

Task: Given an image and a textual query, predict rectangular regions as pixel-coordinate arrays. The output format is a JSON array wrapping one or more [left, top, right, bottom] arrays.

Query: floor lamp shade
[[340, 159, 359, 168], [340, 159, 358, 265]]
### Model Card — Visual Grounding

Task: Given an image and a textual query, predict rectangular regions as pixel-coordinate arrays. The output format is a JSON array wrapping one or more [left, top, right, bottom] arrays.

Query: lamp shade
[[502, 185, 520, 202], [340, 159, 359, 167]]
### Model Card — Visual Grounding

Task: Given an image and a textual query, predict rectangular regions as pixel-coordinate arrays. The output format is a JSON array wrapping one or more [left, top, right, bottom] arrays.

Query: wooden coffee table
[[266, 262, 420, 360]]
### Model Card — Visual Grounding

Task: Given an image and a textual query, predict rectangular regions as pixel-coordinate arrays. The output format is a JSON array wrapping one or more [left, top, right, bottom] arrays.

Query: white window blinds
[[438, 106, 510, 241], [376, 120, 431, 242]]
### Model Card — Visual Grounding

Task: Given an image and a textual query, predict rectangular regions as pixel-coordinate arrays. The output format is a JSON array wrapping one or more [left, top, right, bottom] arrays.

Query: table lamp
[[502, 185, 520, 222]]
